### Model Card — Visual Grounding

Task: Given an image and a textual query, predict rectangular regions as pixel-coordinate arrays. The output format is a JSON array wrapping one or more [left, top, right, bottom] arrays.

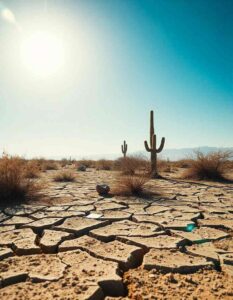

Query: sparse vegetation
[[0, 155, 40, 205], [173, 159, 192, 169], [96, 159, 114, 170], [182, 150, 233, 181], [60, 158, 74, 167], [76, 159, 96, 168], [23, 160, 40, 178], [113, 174, 150, 197], [114, 156, 149, 175], [42, 160, 58, 171], [53, 171, 75, 182]]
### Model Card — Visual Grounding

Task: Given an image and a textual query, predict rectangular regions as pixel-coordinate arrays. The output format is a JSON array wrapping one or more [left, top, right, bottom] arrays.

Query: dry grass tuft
[[96, 159, 114, 171], [113, 174, 150, 197], [60, 158, 74, 167], [42, 160, 58, 171], [182, 150, 233, 181], [53, 171, 75, 182], [173, 159, 192, 169], [23, 160, 40, 178], [0, 155, 40, 205], [114, 156, 149, 175], [76, 159, 96, 168]]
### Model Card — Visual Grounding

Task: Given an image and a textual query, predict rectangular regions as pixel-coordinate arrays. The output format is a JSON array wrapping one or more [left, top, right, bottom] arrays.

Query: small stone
[[96, 184, 110, 196], [77, 165, 86, 171]]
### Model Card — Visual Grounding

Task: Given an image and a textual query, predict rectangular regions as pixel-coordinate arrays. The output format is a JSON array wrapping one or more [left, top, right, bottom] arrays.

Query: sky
[[0, 0, 232, 158]]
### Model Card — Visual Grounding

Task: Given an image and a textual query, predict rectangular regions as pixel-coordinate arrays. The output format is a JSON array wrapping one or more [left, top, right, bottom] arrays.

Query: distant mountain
[[73, 146, 233, 161], [159, 146, 233, 161]]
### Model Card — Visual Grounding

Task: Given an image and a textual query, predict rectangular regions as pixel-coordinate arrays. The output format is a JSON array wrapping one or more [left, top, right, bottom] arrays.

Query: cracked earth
[[0, 168, 233, 299]]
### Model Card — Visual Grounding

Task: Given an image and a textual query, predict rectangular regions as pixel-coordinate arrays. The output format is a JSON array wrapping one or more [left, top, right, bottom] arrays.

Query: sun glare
[[20, 31, 64, 77]]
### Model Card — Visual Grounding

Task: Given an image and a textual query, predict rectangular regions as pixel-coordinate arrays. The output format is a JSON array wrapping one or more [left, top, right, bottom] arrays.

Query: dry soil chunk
[[146, 205, 171, 215], [186, 243, 219, 262], [90, 220, 159, 242], [31, 210, 85, 219], [198, 218, 233, 230], [0, 228, 40, 254], [100, 210, 132, 221], [95, 201, 127, 211], [118, 235, 185, 250], [143, 249, 212, 273], [59, 249, 124, 296], [22, 218, 64, 231], [2, 216, 33, 226], [68, 205, 95, 212], [40, 230, 73, 253], [194, 227, 229, 241], [4, 206, 44, 216], [0, 225, 15, 233], [59, 235, 143, 269], [0, 254, 66, 284], [0, 280, 103, 300], [54, 217, 109, 235], [0, 248, 13, 260]]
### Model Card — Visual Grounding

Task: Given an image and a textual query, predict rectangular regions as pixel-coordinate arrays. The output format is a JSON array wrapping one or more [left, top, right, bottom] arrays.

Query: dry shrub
[[113, 175, 149, 196], [76, 159, 96, 168], [60, 158, 74, 167], [157, 159, 172, 172], [53, 171, 75, 182], [173, 159, 192, 169], [23, 160, 40, 178], [183, 151, 233, 181], [0, 155, 40, 205], [96, 159, 114, 171], [41, 160, 58, 171], [114, 156, 149, 175]]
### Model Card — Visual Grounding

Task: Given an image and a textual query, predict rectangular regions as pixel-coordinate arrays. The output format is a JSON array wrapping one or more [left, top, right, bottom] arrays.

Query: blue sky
[[0, 0, 232, 158]]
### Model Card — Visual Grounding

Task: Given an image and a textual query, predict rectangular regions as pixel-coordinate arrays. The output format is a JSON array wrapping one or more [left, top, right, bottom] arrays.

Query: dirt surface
[[0, 166, 233, 299]]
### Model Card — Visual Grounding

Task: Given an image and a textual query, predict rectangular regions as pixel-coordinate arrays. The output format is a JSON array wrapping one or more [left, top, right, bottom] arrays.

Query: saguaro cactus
[[144, 110, 165, 178], [121, 140, 128, 157]]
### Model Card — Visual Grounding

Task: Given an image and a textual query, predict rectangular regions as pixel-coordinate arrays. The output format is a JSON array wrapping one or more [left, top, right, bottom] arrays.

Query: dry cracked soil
[[0, 167, 233, 299]]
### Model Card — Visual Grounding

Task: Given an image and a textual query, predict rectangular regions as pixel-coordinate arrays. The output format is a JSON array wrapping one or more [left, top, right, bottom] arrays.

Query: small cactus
[[121, 140, 128, 157], [144, 110, 165, 178]]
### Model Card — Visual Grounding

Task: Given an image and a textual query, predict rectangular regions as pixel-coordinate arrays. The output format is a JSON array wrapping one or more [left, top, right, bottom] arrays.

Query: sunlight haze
[[0, 0, 232, 158]]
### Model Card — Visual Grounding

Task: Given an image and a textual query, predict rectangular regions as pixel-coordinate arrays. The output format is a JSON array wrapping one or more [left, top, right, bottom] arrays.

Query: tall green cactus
[[144, 110, 165, 178], [121, 140, 128, 157]]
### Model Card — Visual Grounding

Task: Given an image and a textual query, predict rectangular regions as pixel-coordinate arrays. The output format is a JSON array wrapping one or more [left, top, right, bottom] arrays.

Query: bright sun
[[20, 31, 64, 77]]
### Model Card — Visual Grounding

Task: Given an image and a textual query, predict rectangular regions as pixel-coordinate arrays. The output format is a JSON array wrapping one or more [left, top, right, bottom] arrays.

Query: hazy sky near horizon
[[0, 0, 232, 158]]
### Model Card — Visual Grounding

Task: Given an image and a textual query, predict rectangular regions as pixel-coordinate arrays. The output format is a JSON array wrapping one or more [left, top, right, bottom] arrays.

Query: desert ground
[[0, 164, 233, 300]]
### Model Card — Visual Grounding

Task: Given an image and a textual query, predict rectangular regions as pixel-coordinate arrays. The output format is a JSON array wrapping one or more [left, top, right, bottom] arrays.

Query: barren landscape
[[0, 160, 233, 299], [0, 1, 232, 299]]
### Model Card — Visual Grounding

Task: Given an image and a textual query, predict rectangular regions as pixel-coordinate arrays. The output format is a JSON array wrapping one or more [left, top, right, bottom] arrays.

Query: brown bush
[[0, 155, 40, 205], [76, 159, 96, 168], [60, 158, 74, 167], [113, 174, 150, 197], [96, 159, 114, 171], [114, 156, 149, 175], [53, 171, 75, 182], [41, 160, 58, 171], [23, 160, 40, 178], [182, 151, 233, 181], [173, 159, 192, 169]]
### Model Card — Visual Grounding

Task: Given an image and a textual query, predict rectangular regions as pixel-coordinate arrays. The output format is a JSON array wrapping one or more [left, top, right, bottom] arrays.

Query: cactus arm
[[125, 144, 127, 152], [121, 145, 124, 153], [144, 140, 151, 152], [156, 137, 165, 153]]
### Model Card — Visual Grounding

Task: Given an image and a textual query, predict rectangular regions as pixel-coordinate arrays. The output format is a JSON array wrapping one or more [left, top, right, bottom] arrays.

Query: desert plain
[[0, 163, 233, 300]]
